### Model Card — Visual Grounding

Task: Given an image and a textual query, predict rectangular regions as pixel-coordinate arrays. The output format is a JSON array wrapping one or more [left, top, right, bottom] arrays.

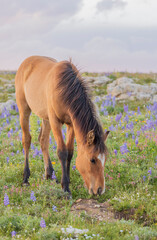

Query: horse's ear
[[87, 130, 95, 146], [104, 131, 110, 142]]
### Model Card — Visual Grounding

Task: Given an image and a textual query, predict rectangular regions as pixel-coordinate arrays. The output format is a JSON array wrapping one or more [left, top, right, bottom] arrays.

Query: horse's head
[[76, 130, 109, 196]]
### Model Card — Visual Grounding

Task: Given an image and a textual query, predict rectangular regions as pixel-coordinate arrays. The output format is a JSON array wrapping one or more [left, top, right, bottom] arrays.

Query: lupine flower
[[120, 143, 129, 154], [115, 113, 122, 122], [124, 104, 128, 113], [137, 107, 141, 115], [125, 132, 128, 138], [30, 191, 36, 202], [4, 193, 9, 206], [109, 125, 115, 131], [72, 165, 76, 170], [6, 118, 10, 124], [135, 235, 139, 240], [112, 96, 116, 107], [52, 171, 56, 180], [114, 149, 117, 156], [127, 92, 132, 96], [6, 157, 9, 163], [143, 176, 146, 181], [123, 115, 129, 123], [132, 134, 135, 139], [148, 168, 152, 175], [52, 205, 57, 212], [40, 218, 46, 228], [11, 231, 16, 237], [135, 138, 138, 145]]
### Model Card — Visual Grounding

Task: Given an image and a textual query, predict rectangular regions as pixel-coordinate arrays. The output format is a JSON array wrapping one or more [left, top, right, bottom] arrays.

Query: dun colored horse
[[15, 56, 109, 195]]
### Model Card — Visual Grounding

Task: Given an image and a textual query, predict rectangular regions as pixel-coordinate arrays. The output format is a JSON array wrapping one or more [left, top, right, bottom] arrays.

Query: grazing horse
[[15, 56, 109, 195]]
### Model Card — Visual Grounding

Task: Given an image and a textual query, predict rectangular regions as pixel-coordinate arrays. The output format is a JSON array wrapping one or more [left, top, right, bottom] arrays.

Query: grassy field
[[0, 73, 157, 239]]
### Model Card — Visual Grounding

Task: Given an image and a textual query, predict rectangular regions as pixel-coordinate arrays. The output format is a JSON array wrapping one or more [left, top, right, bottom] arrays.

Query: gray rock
[[107, 76, 157, 102], [153, 95, 157, 102], [85, 76, 112, 86], [116, 77, 134, 85]]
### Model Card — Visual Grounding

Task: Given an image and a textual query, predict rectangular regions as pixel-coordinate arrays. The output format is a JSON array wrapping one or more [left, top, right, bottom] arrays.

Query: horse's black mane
[[57, 61, 107, 154]]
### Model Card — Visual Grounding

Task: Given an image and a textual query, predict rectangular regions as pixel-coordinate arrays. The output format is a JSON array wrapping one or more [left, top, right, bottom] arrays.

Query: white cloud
[[97, 0, 127, 11], [0, 0, 157, 72]]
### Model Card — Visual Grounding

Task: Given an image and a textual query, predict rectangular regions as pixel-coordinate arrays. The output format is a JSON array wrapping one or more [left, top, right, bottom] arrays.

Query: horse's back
[[15, 56, 57, 119]]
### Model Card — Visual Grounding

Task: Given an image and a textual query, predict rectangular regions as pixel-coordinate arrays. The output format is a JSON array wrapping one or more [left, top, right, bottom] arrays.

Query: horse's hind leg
[[39, 119, 54, 179], [66, 125, 74, 183], [19, 105, 31, 184]]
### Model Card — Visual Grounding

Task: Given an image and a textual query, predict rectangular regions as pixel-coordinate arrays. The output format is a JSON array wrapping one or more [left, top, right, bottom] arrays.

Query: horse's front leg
[[66, 124, 74, 183], [49, 113, 70, 193]]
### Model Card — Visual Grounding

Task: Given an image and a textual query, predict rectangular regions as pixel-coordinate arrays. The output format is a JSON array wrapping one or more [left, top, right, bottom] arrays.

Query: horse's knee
[[57, 149, 68, 162], [22, 134, 31, 149]]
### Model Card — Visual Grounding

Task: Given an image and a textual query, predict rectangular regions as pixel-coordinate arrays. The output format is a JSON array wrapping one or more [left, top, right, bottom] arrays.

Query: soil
[[71, 199, 135, 222]]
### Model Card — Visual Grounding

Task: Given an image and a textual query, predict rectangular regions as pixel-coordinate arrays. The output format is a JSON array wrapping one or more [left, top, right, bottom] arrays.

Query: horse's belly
[[24, 81, 48, 120]]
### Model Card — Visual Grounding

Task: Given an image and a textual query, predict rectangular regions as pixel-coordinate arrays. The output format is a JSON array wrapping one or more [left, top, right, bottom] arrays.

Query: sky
[[0, 0, 157, 72]]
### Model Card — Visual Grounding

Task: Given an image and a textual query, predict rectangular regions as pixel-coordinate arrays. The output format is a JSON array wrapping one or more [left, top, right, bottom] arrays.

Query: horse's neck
[[72, 119, 84, 150]]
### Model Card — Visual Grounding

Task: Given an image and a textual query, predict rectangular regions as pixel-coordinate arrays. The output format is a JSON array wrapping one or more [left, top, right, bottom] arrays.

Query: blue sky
[[0, 0, 157, 72]]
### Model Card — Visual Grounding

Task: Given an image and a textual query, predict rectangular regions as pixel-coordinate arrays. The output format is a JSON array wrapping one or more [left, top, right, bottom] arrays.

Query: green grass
[[0, 73, 157, 239]]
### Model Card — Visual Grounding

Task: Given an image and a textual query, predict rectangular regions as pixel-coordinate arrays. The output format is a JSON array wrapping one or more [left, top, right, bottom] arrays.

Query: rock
[[85, 76, 113, 86], [0, 100, 16, 113], [153, 95, 157, 102], [107, 77, 157, 102], [116, 77, 134, 85]]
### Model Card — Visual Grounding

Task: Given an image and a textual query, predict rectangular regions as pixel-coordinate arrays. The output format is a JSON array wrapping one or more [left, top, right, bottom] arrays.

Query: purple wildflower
[[148, 168, 152, 175], [143, 176, 146, 182], [112, 96, 116, 107], [115, 113, 122, 122], [4, 193, 9, 206], [33, 148, 39, 158], [11, 231, 16, 237], [30, 191, 36, 202], [114, 149, 117, 156], [52, 205, 57, 212], [6, 118, 10, 124], [109, 125, 115, 131], [124, 104, 128, 113], [135, 235, 139, 240], [137, 131, 140, 136], [123, 115, 129, 123], [120, 143, 129, 155], [72, 165, 76, 170], [6, 157, 9, 163], [40, 218, 46, 228], [132, 134, 135, 140], [52, 171, 56, 180], [137, 107, 141, 115], [127, 92, 132, 96], [135, 138, 138, 145], [125, 132, 128, 138]]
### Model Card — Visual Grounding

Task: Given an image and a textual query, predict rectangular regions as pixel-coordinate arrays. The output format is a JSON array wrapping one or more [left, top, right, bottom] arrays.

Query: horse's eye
[[90, 158, 96, 164]]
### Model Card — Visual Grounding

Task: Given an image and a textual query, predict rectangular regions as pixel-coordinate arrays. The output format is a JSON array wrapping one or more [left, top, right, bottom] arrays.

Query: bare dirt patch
[[71, 199, 135, 222]]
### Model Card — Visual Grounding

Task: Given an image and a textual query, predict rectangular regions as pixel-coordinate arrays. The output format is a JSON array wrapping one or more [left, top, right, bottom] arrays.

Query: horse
[[15, 56, 109, 196]]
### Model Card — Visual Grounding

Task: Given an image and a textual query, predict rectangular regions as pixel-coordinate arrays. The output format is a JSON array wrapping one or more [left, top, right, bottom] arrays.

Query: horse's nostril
[[97, 187, 102, 196]]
